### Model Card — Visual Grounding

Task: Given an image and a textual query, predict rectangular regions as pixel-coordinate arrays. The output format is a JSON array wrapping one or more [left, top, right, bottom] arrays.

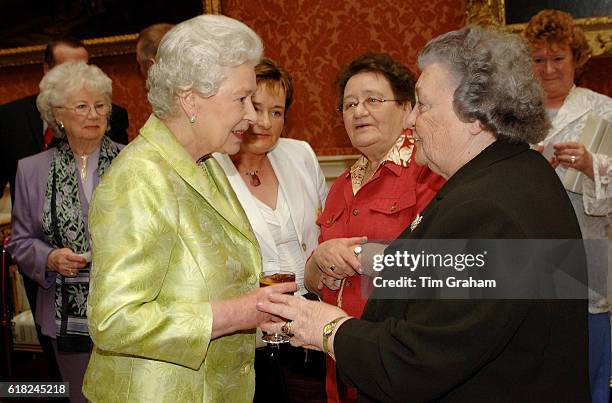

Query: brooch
[[410, 214, 423, 232]]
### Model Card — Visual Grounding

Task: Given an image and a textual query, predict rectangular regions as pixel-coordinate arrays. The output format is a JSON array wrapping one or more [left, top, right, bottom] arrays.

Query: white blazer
[[215, 138, 327, 290], [544, 86, 612, 145]]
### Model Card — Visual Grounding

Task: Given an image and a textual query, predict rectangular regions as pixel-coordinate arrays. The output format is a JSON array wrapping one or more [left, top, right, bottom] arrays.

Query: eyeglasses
[[56, 102, 111, 117], [338, 96, 403, 113]]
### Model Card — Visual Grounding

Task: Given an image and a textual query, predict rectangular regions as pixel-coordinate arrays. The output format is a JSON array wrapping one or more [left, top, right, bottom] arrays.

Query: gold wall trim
[[466, 0, 612, 57]]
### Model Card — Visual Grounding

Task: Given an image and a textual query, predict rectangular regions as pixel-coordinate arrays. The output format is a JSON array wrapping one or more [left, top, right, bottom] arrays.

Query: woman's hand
[[210, 281, 296, 339], [553, 141, 594, 179], [312, 237, 367, 280], [251, 282, 298, 328], [257, 290, 348, 352], [317, 273, 341, 291], [47, 248, 87, 277]]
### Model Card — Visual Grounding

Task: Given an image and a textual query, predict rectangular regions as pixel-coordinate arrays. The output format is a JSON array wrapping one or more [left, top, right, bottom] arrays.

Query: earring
[[189, 115, 196, 124], [58, 121, 65, 131]]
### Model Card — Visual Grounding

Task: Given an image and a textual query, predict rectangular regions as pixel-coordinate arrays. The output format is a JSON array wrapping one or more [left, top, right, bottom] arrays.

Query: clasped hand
[[256, 289, 347, 351], [312, 236, 367, 291]]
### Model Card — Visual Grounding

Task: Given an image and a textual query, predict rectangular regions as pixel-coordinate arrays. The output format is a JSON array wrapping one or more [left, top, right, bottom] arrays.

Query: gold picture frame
[[0, 0, 222, 68], [466, 0, 612, 57]]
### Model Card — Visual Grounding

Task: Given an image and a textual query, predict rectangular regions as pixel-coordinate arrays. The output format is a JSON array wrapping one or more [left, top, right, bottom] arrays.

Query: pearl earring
[[189, 115, 196, 123]]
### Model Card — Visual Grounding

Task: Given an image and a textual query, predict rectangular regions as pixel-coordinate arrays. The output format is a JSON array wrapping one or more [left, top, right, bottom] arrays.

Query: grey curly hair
[[36, 61, 112, 137], [147, 14, 263, 119], [418, 25, 550, 143]]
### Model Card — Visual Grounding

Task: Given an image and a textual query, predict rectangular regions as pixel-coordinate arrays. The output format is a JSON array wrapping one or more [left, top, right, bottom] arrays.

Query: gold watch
[[322, 316, 348, 354]]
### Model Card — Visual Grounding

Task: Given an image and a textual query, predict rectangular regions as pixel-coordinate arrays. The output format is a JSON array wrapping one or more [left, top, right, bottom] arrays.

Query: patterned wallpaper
[[0, 0, 611, 152], [223, 0, 466, 155]]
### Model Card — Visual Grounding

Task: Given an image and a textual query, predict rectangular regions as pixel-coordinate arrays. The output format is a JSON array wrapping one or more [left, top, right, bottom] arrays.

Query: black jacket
[[334, 141, 590, 402]]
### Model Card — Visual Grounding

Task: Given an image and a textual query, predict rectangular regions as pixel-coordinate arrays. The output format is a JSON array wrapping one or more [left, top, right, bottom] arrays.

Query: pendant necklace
[[245, 170, 261, 187], [78, 154, 88, 183], [243, 159, 265, 187]]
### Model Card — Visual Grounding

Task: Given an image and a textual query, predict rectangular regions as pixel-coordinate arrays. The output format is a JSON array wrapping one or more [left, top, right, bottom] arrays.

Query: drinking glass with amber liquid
[[259, 270, 296, 344]]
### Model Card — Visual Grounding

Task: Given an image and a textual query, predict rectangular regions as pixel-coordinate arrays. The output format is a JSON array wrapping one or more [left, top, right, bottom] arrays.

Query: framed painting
[[466, 0, 612, 57], [0, 0, 222, 68]]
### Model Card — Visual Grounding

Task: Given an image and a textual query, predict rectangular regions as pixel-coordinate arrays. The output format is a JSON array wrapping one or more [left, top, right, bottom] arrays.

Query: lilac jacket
[[8, 144, 120, 337]]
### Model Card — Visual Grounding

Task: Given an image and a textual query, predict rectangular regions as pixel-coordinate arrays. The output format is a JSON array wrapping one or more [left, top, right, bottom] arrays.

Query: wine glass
[[259, 270, 296, 344]]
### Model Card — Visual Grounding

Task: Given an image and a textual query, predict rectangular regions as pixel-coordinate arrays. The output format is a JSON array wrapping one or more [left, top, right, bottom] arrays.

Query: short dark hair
[[137, 23, 174, 63], [44, 37, 86, 67], [336, 52, 415, 111], [254, 58, 294, 111]]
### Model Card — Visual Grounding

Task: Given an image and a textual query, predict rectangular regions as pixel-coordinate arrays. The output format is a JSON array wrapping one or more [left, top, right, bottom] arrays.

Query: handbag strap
[[50, 164, 69, 337]]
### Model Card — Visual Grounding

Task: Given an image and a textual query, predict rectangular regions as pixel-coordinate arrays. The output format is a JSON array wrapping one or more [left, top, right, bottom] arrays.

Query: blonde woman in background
[[525, 10, 612, 402]]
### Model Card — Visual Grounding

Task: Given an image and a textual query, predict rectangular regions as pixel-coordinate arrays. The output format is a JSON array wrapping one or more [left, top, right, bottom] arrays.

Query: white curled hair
[[36, 61, 112, 137], [147, 14, 263, 119]]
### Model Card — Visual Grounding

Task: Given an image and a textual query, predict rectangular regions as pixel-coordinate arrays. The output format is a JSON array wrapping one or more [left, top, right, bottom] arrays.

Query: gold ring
[[281, 321, 293, 336], [330, 264, 336, 271], [570, 155, 576, 164]]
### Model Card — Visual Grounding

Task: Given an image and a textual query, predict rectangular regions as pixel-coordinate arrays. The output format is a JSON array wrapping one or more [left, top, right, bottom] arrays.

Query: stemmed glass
[[259, 270, 295, 344]]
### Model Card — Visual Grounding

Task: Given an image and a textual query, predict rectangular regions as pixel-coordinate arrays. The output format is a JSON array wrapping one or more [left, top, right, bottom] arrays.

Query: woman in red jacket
[[304, 52, 444, 403]]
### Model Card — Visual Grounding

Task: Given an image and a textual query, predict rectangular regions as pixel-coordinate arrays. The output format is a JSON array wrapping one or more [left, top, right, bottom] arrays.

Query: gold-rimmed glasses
[[56, 102, 111, 117], [338, 96, 404, 113]]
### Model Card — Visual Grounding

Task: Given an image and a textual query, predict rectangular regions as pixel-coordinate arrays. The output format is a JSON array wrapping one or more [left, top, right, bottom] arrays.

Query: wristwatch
[[322, 316, 348, 354]]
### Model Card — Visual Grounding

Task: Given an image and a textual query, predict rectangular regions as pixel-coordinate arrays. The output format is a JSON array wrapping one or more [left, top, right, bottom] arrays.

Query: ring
[[330, 264, 336, 271], [353, 245, 363, 256], [281, 321, 293, 336], [570, 155, 576, 164]]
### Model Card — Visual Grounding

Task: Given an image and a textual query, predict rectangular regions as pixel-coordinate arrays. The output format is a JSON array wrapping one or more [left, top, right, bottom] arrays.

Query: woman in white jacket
[[525, 9, 612, 403], [215, 58, 327, 296], [215, 58, 327, 402]]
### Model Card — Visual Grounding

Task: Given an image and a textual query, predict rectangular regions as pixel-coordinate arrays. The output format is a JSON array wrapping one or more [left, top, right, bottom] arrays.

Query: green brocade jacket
[[83, 115, 262, 402]]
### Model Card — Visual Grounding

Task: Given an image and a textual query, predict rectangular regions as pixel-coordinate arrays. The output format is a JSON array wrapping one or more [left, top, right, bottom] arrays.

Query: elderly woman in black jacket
[[257, 25, 590, 402]]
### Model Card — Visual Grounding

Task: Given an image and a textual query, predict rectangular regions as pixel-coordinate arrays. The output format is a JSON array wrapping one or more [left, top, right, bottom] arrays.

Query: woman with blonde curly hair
[[525, 9, 612, 403]]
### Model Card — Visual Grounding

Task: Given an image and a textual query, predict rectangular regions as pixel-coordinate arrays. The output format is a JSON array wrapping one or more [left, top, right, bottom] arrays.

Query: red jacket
[[318, 155, 444, 403]]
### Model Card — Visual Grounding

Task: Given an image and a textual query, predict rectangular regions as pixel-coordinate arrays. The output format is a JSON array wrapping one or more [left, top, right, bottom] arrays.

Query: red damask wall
[[0, 0, 465, 149], [223, 0, 467, 154], [0, 0, 611, 153]]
